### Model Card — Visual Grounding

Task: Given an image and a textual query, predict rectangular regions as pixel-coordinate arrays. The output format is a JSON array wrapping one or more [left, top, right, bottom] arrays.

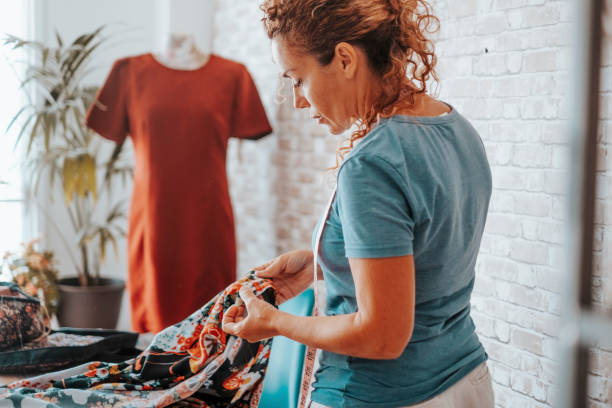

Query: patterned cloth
[[0, 273, 276, 408], [0, 282, 47, 351]]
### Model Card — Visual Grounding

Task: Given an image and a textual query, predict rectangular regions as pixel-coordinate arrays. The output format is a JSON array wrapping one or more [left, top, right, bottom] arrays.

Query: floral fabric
[[0, 273, 277, 407], [0, 282, 47, 351]]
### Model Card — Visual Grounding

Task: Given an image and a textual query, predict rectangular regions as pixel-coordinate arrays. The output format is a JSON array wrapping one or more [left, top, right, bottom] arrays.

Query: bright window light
[[0, 2, 27, 279]]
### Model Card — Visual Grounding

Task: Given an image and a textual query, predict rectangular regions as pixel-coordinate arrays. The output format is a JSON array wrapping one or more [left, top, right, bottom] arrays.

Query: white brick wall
[[213, 0, 612, 406], [213, 0, 337, 276]]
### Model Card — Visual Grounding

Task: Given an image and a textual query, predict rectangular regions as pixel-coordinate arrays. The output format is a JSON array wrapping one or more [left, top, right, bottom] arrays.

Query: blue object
[[259, 288, 315, 408]]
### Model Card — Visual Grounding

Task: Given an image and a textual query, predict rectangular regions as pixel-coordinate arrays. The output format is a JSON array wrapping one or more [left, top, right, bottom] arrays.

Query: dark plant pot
[[57, 277, 125, 329]]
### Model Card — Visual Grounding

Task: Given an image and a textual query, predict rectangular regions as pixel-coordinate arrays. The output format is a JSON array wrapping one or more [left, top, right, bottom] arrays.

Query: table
[[0, 333, 155, 387], [0, 375, 23, 386]]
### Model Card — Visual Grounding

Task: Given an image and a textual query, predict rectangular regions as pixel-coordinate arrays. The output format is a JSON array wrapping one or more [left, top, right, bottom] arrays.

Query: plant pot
[[57, 277, 125, 329]]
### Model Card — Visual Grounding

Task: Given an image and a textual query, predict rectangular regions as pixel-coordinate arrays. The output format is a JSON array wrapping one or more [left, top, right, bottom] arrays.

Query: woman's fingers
[[254, 256, 283, 278], [224, 305, 245, 323], [239, 287, 257, 304], [223, 288, 257, 330], [222, 306, 241, 334], [223, 289, 258, 337], [223, 303, 248, 334], [253, 258, 275, 272], [222, 287, 278, 342]]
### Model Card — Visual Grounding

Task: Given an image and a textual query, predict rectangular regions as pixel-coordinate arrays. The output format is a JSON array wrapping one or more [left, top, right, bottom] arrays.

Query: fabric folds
[[0, 273, 277, 408]]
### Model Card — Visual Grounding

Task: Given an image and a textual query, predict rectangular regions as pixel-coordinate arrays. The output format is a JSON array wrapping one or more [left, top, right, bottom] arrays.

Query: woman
[[222, 1, 494, 407]]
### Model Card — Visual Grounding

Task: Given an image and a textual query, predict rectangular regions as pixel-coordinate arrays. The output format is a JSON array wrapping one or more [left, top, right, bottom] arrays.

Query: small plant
[[2, 239, 60, 316], [4, 26, 132, 286]]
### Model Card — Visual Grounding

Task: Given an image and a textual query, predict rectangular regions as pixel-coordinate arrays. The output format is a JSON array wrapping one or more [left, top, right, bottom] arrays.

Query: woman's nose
[[293, 88, 310, 109]]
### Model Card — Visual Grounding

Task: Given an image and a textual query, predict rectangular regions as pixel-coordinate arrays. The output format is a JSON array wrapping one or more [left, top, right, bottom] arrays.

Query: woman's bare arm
[[223, 255, 415, 359]]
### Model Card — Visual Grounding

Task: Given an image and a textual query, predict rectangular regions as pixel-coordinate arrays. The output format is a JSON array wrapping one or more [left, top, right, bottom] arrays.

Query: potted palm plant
[[4, 26, 132, 329]]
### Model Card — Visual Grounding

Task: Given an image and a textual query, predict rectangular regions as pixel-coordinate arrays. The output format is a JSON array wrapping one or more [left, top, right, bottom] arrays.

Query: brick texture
[[212, 1, 612, 407]]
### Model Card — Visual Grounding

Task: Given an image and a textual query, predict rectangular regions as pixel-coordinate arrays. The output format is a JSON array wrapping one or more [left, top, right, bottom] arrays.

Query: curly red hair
[[260, 0, 440, 167]]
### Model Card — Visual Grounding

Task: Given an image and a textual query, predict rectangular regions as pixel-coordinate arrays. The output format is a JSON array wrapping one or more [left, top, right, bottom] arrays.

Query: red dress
[[86, 54, 272, 333]]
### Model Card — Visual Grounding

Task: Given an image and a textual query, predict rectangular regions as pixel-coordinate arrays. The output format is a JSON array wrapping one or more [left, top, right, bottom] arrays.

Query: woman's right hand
[[253, 249, 314, 304]]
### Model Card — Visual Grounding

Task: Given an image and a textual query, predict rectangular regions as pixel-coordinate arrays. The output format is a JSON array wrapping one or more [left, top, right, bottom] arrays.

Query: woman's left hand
[[222, 287, 279, 342]]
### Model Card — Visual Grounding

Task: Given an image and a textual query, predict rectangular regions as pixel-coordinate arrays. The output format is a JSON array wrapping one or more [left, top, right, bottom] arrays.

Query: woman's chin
[[326, 124, 345, 135], [317, 118, 347, 135]]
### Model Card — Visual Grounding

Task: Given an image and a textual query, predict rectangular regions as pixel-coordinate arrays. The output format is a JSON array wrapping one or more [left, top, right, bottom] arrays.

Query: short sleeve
[[85, 58, 130, 144], [337, 154, 415, 258], [231, 66, 273, 140]]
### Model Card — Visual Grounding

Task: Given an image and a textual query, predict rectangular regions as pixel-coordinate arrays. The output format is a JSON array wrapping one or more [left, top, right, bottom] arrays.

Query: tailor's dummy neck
[[153, 33, 210, 70]]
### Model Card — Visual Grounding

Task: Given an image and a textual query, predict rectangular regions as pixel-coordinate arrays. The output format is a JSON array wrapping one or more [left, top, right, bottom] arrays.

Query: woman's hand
[[253, 249, 314, 304], [222, 287, 279, 342]]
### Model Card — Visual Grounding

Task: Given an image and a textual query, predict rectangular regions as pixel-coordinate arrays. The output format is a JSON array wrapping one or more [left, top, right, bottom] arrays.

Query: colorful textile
[[0, 273, 277, 407], [85, 54, 273, 333], [0, 282, 47, 351]]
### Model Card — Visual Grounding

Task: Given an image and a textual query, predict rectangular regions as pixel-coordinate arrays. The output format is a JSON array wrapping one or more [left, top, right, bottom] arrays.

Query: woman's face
[[272, 37, 355, 135]]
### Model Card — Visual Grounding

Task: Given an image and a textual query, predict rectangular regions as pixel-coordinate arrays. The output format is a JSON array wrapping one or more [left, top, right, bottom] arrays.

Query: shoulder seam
[[337, 151, 407, 190], [336, 120, 392, 174]]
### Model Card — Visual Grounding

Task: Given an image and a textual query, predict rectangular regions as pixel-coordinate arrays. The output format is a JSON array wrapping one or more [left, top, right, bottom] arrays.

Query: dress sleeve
[[337, 154, 415, 258], [85, 58, 130, 144], [231, 66, 273, 140]]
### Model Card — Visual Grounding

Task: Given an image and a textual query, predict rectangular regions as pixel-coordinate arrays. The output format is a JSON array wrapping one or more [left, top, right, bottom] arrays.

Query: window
[[0, 2, 29, 279]]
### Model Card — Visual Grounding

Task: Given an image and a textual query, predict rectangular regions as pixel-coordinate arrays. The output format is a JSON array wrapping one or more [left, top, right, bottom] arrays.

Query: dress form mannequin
[[153, 33, 210, 70], [153, 0, 214, 70], [86, 0, 272, 333]]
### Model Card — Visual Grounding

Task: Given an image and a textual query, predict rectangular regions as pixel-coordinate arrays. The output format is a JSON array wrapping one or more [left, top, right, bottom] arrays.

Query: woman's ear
[[334, 42, 358, 79]]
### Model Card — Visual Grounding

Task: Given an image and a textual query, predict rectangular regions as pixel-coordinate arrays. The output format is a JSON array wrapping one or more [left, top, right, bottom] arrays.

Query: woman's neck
[[380, 82, 451, 118]]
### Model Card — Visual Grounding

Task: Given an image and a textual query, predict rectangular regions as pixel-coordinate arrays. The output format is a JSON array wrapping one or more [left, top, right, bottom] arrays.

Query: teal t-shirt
[[310, 106, 492, 407]]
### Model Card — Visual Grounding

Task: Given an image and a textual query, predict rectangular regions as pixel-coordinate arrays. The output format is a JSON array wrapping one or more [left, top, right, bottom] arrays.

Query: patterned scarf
[[0, 272, 276, 408]]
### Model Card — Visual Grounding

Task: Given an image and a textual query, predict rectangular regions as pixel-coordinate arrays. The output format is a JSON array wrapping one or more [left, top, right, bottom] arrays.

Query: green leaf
[[67, 40, 104, 81], [42, 48, 49, 67], [107, 232, 118, 261], [54, 29, 63, 47], [43, 112, 51, 151], [13, 111, 35, 150], [99, 232, 106, 263], [6, 105, 29, 134], [26, 114, 42, 154], [114, 225, 127, 237], [62, 156, 77, 205], [3, 35, 45, 51], [49, 159, 56, 187]]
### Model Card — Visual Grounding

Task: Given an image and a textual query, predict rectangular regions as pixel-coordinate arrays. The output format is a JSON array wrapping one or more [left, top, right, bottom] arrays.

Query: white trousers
[[309, 361, 494, 408]]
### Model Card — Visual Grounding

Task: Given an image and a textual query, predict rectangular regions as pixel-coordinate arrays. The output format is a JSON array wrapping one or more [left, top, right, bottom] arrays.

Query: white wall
[[430, 1, 611, 406], [158, 0, 215, 54]]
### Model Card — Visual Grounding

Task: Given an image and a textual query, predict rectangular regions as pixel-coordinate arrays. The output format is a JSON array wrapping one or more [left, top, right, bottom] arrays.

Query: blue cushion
[[259, 288, 315, 408]]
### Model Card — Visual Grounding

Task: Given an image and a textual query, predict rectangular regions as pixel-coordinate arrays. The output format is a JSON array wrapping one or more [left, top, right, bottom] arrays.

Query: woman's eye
[[293, 79, 303, 88]]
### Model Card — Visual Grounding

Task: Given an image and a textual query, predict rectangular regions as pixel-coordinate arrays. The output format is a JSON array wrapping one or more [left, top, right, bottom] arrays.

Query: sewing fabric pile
[[0, 272, 277, 408]]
